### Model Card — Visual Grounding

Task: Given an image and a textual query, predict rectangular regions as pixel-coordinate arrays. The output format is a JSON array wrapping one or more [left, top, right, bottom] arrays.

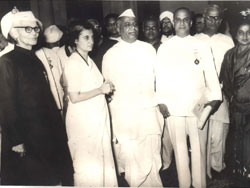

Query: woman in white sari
[[64, 22, 117, 187]]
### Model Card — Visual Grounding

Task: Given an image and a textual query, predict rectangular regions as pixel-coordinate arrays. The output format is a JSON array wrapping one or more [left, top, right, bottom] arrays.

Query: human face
[[195, 17, 205, 33], [106, 17, 119, 37], [174, 9, 192, 37], [236, 24, 250, 46], [143, 20, 160, 41], [204, 9, 222, 33], [75, 29, 94, 54], [15, 20, 40, 50], [118, 17, 138, 43], [161, 17, 173, 34]]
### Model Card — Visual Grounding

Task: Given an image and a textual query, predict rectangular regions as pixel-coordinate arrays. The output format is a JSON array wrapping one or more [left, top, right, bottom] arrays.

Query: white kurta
[[36, 47, 64, 110], [160, 34, 173, 43], [195, 33, 234, 177], [102, 39, 163, 187], [156, 35, 222, 188], [195, 33, 234, 123], [156, 35, 222, 116], [103, 40, 163, 142], [64, 53, 117, 187]]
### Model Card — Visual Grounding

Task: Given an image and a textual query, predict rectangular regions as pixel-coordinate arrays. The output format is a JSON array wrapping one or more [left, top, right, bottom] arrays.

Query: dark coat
[[0, 46, 73, 186]]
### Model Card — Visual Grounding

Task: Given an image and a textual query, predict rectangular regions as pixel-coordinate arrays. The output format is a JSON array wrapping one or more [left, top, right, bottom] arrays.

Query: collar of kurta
[[119, 39, 138, 46]]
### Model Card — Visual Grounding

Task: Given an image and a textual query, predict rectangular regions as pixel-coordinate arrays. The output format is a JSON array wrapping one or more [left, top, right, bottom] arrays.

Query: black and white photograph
[[0, 0, 249, 187]]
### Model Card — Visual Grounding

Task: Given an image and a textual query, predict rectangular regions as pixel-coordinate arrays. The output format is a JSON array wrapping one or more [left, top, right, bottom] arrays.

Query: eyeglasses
[[206, 16, 221, 21], [14, 26, 41, 33]]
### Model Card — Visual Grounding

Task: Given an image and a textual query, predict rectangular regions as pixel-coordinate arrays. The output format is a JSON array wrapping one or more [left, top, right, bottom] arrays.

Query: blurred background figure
[[36, 25, 64, 116], [194, 13, 205, 34], [88, 18, 117, 72], [0, 32, 8, 52], [195, 4, 234, 180], [43, 25, 63, 52], [103, 13, 120, 41], [159, 10, 174, 43], [142, 16, 161, 51]]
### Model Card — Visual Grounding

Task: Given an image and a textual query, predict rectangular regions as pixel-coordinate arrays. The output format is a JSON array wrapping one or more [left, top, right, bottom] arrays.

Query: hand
[[158, 103, 170, 118], [100, 80, 115, 94], [12, 144, 26, 157]]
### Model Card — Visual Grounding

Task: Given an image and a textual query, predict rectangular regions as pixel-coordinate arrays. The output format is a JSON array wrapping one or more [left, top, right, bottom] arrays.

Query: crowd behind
[[0, 3, 249, 188]]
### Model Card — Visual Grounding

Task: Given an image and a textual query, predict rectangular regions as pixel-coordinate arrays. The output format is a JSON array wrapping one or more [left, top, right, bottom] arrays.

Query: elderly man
[[102, 9, 164, 187], [142, 16, 161, 51], [156, 7, 222, 188], [159, 10, 174, 43], [195, 4, 234, 179]]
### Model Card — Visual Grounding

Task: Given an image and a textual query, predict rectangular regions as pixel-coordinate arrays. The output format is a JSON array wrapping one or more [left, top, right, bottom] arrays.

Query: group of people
[[0, 3, 249, 188]]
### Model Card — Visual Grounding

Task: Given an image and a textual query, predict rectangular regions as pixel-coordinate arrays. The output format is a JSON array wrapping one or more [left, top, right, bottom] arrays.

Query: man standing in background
[[195, 4, 234, 179]]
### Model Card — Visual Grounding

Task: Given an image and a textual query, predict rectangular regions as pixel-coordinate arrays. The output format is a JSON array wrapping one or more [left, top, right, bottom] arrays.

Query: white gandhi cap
[[118, 9, 136, 18]]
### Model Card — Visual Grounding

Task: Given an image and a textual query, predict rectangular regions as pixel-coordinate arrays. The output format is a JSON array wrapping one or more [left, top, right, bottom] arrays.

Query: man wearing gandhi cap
[[159, 10, 174, 43], [102, 8, 164, 187], [0, 9, 73, 185]]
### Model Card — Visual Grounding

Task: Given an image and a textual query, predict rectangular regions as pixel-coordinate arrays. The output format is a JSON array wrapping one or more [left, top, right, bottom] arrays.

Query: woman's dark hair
[[68, 21, 93, 48]]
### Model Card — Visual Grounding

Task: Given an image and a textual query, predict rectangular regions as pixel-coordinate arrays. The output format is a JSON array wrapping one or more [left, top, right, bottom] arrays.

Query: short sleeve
[[64, 60, 83, 92]]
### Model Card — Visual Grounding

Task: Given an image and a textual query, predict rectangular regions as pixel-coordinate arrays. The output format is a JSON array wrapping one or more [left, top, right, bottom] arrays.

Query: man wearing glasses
[[156, 7, 222, 188], [195, 4, 234, 180]]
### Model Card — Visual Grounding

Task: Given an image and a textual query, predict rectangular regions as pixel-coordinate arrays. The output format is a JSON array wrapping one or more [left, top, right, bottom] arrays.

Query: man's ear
[[190, 20, 193, 27]]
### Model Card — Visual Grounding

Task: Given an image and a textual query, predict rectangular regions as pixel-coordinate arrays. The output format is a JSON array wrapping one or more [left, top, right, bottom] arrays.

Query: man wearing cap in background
[[195, 4, 234, 179], [159, 10, 174, 43], [36, 25, 64, 116], [156, 7, 222, 188], [0, 9, 73, 185], [102, 8, 164, 187]]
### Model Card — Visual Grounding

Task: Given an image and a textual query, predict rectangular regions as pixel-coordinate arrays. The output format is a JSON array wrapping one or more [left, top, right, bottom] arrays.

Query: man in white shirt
[[159, 10, 174, 43], [156, 7, 222, 188], [102, 9, 164, 187], [195, 4, 234, 179]]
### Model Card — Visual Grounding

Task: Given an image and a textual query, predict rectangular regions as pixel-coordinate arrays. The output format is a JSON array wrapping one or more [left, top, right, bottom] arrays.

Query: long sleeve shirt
[[156, 35, 222, 116]]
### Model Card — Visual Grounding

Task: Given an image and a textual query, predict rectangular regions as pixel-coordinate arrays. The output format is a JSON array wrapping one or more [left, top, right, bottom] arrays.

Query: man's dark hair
[[142, 16, 160, 28], [104, 13, 119, 26], [174, 7, 192, 19]]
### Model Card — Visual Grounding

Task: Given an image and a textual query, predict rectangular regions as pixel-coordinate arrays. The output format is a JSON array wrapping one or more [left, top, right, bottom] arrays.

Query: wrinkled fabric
[[0, 46, 73, 185], [64, 53, 117, 187], [221, 44, 250, 176]]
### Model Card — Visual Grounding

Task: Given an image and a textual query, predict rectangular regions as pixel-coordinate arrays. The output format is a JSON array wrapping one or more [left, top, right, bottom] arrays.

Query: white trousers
[[167, 116, 207, 188], [161, 119, 173, 170], [207, 119, 229, 178], [114, 135, 163, 187]]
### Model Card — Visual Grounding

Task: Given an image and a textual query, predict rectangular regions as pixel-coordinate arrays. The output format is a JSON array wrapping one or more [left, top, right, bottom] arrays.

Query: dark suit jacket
[[0, 46, 73, 185]]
